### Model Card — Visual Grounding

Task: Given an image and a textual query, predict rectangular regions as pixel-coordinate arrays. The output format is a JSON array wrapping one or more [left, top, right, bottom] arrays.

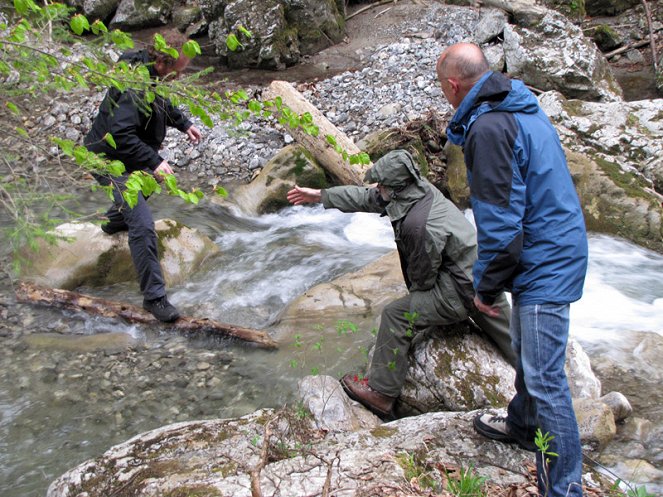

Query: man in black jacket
[[85, 32, 202, 322]]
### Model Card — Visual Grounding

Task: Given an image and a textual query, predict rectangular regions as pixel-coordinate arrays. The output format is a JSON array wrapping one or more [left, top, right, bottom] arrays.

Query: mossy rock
[[566, 148, 663, 254], [227, 145, 328, 215]]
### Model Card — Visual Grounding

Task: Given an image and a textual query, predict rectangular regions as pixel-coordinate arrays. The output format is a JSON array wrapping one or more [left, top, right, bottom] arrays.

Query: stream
[[1, 192, 662, 497]]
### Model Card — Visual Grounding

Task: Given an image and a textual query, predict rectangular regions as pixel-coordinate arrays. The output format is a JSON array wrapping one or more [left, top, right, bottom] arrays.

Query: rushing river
[[1, 193, 662, 497]]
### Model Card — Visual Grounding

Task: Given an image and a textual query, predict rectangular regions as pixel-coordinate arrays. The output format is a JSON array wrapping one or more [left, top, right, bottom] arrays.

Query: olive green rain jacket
[[321, 150, 479, 321]]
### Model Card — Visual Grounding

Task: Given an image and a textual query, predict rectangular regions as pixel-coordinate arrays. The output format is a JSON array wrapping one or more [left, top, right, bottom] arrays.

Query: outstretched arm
[[287, 185, 322, 205]]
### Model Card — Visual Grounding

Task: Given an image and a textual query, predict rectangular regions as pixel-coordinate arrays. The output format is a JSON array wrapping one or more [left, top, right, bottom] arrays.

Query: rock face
[[20, 219, 219, 290], [503, 11, 622, 101], [202, 0, 346, 69]]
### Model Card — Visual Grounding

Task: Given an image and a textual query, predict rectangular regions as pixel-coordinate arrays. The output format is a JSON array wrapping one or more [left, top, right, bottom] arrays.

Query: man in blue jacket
[[85, 32, 202, 322], [436, 43, 588, 497]]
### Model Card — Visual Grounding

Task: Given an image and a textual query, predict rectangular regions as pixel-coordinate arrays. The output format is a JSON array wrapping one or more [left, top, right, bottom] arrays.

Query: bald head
[[436, 43, 490, 84], [436, 43, 490, 108]]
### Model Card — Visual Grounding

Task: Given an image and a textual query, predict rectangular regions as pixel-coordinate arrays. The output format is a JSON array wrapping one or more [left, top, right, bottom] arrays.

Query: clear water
[[1, 194, 662, 497]]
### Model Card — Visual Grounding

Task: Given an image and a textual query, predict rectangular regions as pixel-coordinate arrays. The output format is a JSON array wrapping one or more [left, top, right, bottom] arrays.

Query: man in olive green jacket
[[287, 149, 514, 419]]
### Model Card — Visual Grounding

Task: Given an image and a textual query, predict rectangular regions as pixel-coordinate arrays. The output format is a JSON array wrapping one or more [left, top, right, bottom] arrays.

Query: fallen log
[[15, 281, 278, 350], [263, 80, 369, 186]]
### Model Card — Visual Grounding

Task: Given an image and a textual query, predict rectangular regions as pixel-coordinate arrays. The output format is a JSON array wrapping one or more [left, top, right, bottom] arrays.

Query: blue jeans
[[507, 303, 583, 497]]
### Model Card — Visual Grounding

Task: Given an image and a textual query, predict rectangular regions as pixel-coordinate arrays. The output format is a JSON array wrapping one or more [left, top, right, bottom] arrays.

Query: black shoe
[[473, 413, 537, 452], [101, 221, 128, 235], [143, 296, 180, 323]]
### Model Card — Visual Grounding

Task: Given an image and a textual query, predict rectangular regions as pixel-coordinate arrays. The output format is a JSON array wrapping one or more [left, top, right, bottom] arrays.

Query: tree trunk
[[15, 281, 278, 349], [263, 80, 368, 186]]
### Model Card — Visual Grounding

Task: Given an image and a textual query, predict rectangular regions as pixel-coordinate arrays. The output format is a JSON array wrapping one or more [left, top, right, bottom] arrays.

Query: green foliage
[[535, 429, 558, 497], [445, 464, 487, 497], [396, 451, 439, 491]]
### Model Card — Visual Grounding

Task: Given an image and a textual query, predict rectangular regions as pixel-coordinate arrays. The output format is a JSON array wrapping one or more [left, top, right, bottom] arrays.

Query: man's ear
[[448, 77, 461, 94]]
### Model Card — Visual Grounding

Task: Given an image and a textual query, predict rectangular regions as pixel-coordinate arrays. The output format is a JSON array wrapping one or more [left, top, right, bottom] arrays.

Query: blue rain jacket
[[446, 71, 588, 306]]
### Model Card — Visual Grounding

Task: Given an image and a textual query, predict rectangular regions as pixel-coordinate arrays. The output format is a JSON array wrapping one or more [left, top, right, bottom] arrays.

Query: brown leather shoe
[[340, 373, 396, 420]]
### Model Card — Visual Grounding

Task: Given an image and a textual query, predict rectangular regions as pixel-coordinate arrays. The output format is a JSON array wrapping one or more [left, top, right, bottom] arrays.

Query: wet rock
[[281, 251, 406, 324], [223, 144, 328, 215], [19, 219, 220, 290]]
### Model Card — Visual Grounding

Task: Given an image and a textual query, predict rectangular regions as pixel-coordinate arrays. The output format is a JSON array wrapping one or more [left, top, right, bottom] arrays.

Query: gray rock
[[474, 8, 508, 44], [574, 398, 617, 451], [566, 338, 602, 399], [45, 409, 535, 497], [110, 0, 171, 30], [298, 375, 381, 432], [401, 325, 516, 413], [503, 11, 622, 101], [600, 391, 632, 423], [83, 0, 120, 22]]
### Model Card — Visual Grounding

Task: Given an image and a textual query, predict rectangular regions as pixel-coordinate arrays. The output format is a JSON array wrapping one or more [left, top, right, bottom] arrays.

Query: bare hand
[[473, 295, 500, 318], [186, 125, 202, 144], [154, 160, 174, 182], [287, 185, 322, 205]]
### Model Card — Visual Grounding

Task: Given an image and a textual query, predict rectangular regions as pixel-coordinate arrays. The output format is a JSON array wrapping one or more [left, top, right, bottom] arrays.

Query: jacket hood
[[364, 149, 428, 222], [446, 71, 539, 147]]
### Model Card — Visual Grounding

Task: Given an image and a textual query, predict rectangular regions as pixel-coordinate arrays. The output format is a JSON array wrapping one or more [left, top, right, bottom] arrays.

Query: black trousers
[[97, 173, 166, 300]]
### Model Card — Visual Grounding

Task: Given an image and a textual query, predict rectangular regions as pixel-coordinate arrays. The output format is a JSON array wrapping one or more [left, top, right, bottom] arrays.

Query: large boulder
[[503, 11, 623, 101], [83, 0, 120, 22], [202, 0, 345, 69], [225, 144, 328, 215], [45, 408, 535, 497], [110, 0, 173, 30], [20, 219, 220, 290]]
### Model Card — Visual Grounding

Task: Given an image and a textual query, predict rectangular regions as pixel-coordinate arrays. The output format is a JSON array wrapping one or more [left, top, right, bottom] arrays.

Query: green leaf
[[214, 186, 228, 198], [110, 30, 134, 50], [182, 40, 201, 59], [123, 189, 138, 208], [164, 174, 178, 193], [153, 33, 166, 51], [70, 14, 90, 36], [325, 135, 337, 146], [6, 102, 19, 115], [106, 161, 125, 176], [91, 19, 108, 34], [103, 133, 116, 149], [238, 25, 253, 38], [226, 34, 241, 52], [163, 47, 179, 59], [15, 127, 29, 139], [73, 145, 89, 164]]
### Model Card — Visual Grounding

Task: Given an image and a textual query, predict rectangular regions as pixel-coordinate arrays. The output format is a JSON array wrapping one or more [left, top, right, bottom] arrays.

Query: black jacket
[[84, 50, 192, 172]]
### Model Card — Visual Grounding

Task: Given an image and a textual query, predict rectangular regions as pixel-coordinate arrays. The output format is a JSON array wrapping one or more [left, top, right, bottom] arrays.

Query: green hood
[[364, 150, 428, 221]]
